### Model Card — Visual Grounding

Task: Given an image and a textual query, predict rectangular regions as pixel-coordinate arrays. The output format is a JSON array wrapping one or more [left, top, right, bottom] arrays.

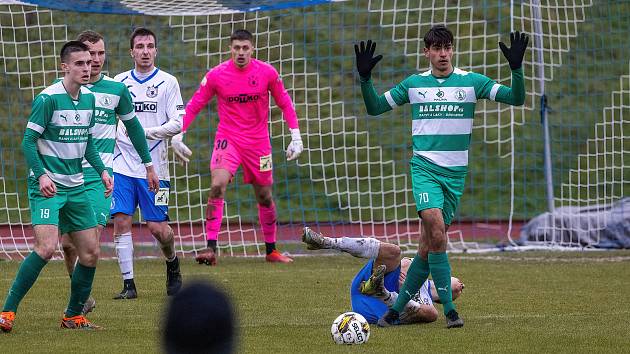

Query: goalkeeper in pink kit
[[181, 29, 302, 265]]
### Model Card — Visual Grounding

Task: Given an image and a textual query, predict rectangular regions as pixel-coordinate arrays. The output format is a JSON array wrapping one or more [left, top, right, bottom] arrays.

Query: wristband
[[290, 128, 301, 141]]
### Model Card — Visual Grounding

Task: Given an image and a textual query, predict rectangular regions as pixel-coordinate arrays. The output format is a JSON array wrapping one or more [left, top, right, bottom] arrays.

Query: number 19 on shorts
[[40, 208, 50, 219]]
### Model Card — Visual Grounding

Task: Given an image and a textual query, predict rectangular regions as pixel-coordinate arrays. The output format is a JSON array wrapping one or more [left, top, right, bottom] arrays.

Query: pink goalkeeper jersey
[[182, 58, 298, 144]]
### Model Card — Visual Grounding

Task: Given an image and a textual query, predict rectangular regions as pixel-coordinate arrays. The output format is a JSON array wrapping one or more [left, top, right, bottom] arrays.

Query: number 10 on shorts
[[418, 192, 429, 203]]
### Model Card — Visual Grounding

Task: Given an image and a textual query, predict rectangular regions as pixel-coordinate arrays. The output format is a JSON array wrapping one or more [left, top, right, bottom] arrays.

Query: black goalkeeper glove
[[354, 40, 383, 80], [499, 31, 529, 70]]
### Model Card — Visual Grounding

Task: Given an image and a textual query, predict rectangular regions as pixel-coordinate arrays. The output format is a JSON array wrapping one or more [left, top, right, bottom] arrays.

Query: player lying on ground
[[302, 227, 464, 324], [355, 25, 528, 328], [181, 29, 302, 265]]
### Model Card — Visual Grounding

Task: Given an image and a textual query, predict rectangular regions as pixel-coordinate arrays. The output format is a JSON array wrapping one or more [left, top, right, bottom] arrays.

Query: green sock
[[3, 251, 48, 312], [65, 263, 96, 317], [392, 255, 430, 313], [428, 252, 455, 315]]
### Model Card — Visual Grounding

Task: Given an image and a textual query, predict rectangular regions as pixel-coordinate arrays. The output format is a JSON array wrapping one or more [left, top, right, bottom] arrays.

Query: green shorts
[[410, 158, 465, 225], [84, 178, 111, 226], [28, 178, 97, 234]]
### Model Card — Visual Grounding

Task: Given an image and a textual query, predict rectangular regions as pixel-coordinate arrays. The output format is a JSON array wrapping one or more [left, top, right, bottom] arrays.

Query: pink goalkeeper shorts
[[210, 133, 273, 186]]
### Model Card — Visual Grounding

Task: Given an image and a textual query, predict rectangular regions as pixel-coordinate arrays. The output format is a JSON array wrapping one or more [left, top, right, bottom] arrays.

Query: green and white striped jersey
[[82, 74, 137, 180], [363, 67, 525, 177], [25, 82, 96, 187]]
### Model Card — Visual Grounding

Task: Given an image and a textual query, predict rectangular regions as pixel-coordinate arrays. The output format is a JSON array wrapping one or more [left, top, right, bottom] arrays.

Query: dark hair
[[60, 41, 89, 62], [163, 281, 235, 354], [230, 29, 253, 43], [130, 27, 157, 49], [76, 30, 104, 44], [424, 25, 454, 48]]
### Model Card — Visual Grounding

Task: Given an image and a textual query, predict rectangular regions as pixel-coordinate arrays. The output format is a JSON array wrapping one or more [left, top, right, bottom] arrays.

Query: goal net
[[0, 0, 627, 259]]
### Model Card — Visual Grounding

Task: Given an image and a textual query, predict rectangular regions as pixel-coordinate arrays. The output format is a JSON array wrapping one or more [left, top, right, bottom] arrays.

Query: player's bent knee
[[379, 243, 401, 263], [431, 237, 448, 251], [150, 223, 174, 245], [33, 246, 56, 261], [160, 230, 174, 245], [147, 222, 162, 235], [426, 308, 439, 323], [80, 248, 100, 266], [391, 244, 402, 260], [400, 303, 439, 324], [113, 213, 133, 233], [62, 243, 76, 256], [61, 237, 75, 252]]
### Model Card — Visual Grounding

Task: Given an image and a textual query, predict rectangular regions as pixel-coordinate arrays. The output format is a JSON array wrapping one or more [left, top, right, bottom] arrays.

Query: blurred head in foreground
[[163, 280, 235, 354]]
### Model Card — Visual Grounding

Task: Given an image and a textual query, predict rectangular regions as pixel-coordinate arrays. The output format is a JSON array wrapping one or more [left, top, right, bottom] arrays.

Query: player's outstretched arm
[[354, 40, 396, 116], [182, 72, 215, 133], [354, 40, 382, 80], [490, 31, 529, 106], [499, 31, 529, 70], [147, 78, 187, 140], [144, 119, 183, 140]]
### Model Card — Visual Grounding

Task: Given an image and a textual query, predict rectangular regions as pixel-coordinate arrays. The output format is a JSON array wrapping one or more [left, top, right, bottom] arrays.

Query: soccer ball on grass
[[330, 312, 370, 345]]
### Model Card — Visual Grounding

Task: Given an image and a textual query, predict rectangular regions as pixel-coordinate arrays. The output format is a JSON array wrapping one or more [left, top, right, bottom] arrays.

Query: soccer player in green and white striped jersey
[[0, 41, 113, 331], [58, 31, 160, 314], [355, 25, 528, 328]]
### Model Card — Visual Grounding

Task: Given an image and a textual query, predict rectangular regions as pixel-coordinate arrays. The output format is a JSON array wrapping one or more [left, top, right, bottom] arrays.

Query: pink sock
[[205, 198, 224, 241], [258, 202, 277, 244]]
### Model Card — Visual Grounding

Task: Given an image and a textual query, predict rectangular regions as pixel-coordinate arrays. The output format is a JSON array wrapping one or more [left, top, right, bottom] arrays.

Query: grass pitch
[[1, 251, 629, 353]]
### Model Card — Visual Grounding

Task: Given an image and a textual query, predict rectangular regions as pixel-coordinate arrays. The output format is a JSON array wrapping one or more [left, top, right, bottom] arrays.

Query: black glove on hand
[[354, 40, 383, 79], [499, 31, 529, 70]]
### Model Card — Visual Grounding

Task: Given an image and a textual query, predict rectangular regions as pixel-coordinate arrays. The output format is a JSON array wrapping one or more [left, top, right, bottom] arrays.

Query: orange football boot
[[0, 311, 15, 333], [265, 249, 293, 263]]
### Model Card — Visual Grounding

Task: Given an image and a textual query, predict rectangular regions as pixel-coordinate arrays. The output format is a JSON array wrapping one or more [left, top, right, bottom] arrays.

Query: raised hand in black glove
[[499, 31, 529, 70], [354, 40, 383, 79]]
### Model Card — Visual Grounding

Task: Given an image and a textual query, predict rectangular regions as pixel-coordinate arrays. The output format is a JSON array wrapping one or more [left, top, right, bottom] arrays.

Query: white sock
[[331, 237, 380, 259], [382, 290, 423, 321], [380, 290, 396, 306], [399, 299, 423, 322], [115, 232, 134, 280], [381, 291, 420, 311]]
